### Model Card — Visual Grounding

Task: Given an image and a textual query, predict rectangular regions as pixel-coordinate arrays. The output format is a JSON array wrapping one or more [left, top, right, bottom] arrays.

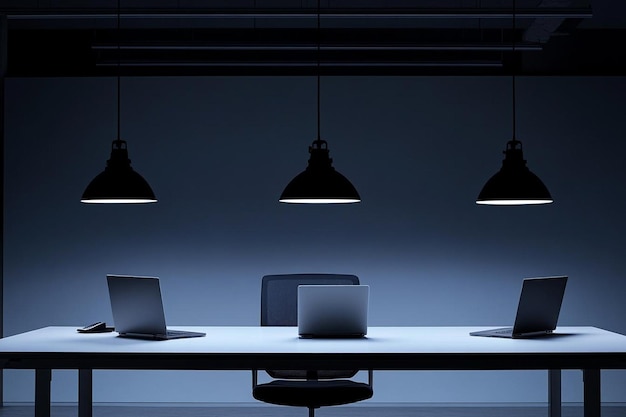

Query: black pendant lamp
[[476, 138, 552, 205], [81, 139, 157, 204], [81, 0, 156, 204], [279, 0, 360, 204], [476, 0, 552, 206]]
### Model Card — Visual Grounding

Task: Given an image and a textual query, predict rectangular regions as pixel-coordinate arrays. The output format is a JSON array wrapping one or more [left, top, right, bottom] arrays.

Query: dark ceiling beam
[[7, 25, 626, 77], [4, 27, 512, 77], [4, 1, 618, 77], [86, 27, 544, 52]]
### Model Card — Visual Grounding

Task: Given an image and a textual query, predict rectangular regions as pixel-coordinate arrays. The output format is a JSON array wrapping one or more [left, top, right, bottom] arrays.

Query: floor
[[1, 405, 626, 417]]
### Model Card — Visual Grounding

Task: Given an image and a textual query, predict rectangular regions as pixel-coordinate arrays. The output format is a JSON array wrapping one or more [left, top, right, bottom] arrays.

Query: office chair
[[252, 274, 373, 417]]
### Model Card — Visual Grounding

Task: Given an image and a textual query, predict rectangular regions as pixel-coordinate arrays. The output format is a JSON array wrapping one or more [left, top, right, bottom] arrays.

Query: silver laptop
[[470, 276, 568, 339], [107, 275, 205, 340], [298, 285, 369, 338]]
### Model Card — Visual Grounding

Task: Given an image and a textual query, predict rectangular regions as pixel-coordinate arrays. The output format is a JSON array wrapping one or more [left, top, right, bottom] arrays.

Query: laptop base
[[118, 330, 206, 340], [470, 327, 553, 339], [299, 333, 365, 339]]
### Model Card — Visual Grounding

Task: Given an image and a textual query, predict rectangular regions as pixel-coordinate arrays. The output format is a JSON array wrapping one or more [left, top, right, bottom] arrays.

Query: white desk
[[2, 326, 626, 417]]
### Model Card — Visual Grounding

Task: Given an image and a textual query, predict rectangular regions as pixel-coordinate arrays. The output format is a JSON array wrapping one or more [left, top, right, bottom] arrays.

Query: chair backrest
[[261, 274, 359, 326], [260, 273, 360, 380]]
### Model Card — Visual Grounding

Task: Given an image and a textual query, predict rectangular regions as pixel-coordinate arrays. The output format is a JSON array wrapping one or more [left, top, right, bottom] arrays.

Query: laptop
[[106, 275, 206, 340], [470, 276, 568, 339], [297, 285, 369, 338]]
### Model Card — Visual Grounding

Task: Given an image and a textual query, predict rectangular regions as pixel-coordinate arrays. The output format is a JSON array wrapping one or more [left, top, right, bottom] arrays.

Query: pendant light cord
[[511, 0, 516, 141], [316, 0, 321, 141], [116, 0, 121, 141]]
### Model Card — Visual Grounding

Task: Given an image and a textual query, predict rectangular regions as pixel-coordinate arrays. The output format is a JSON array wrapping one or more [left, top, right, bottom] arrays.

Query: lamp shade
[[81, 140, 157, 204], [279, 139, 360, 204], [476, 139, 552, 205]]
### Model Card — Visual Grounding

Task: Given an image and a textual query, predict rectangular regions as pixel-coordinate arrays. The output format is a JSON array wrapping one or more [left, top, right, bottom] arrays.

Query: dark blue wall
[[4, 76, 626, 403]]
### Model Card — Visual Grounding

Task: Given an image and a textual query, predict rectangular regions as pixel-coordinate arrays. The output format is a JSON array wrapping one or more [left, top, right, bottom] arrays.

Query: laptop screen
[[512, 276, 568, 335], [107, 275, 168, 336], [297, 285, 369, 338]]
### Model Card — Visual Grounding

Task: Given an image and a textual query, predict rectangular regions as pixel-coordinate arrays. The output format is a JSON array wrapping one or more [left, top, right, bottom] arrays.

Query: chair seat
[[253, 379, 373, 408]]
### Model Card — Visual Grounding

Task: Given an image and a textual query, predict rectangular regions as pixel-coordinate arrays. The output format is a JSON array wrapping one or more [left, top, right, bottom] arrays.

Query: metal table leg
[[583, 369, 601, 417], [79, 369, 93, 417], [35, 369, 51, 417], [549, 369, 562, 417]]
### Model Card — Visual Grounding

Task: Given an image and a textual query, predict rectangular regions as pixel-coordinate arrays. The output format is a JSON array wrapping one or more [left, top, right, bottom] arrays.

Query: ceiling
[[1, 0, 625, 77]]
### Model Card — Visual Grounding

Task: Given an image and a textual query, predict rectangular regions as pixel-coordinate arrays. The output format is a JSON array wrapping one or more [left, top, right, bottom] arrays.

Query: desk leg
[[35, 369, 51, 417], [583, 369, 601, 417], [78, 369, 93, 417], [548, 369, 561, 417]]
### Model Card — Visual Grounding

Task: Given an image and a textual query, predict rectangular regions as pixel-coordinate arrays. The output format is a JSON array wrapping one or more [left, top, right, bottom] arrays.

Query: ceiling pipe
[[91, 43, 543, 52], [4, 8, 593, 20]]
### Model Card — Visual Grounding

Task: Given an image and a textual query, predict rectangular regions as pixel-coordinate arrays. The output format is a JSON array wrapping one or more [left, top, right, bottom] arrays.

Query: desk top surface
[[2, 326, 626, 371], [1, 326, 626, 354]]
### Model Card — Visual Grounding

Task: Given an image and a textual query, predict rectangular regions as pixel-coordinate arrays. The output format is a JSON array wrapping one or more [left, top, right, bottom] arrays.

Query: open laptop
[[470, 276, 568, 339], [297, 284, 369, 338], [107, 275, 205, 340]]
